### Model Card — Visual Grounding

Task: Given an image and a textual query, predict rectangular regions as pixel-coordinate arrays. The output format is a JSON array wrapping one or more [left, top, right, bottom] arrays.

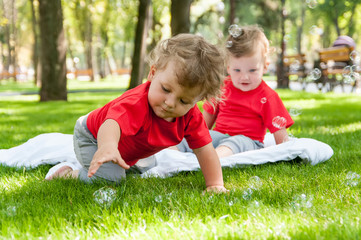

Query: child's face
[[147, 61, 202, 122], [227, 47, 268, 92]]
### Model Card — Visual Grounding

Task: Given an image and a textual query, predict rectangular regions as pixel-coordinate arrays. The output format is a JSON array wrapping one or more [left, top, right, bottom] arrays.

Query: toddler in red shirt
[[47, 34, 227, 193], [178, 25, 294, 158]]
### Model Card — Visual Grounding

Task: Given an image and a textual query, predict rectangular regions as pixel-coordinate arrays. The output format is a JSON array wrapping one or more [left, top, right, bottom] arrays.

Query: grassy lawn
[[0, 78, 361, 239]]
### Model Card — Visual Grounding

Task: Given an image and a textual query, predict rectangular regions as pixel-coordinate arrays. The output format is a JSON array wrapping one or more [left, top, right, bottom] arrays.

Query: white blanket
[[0, 133, 333, 178]]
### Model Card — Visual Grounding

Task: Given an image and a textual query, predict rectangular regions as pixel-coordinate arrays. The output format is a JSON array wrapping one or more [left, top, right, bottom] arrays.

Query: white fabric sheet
[[0, 133, 333, 179]]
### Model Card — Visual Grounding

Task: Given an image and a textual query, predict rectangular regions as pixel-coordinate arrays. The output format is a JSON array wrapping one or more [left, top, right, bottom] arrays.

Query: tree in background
[[38, 0, 67, 101], [170, 0, 192, 36], [228, 0, 235, 25], [316, 0, 361, 47], [128, 0, 151, 90], [73, 0, 94, 81], [29, 0, 40, 86], [0, 0, 17, 80], [276, 0, 288, 89], [2, 0, 361, 93]]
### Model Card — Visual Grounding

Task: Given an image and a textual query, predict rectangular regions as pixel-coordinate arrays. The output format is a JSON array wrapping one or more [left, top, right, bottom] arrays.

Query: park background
[[1, 0, 361, 239], [1, 0, 361, 99]]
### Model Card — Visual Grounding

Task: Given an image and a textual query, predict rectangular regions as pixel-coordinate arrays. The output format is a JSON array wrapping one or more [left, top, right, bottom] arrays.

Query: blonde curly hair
[[226, 25, 270, 64], [147, 34, 225, 102]]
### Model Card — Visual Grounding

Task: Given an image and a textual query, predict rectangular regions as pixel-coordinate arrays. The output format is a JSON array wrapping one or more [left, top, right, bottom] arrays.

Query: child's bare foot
[[46, 166, 74, 180]]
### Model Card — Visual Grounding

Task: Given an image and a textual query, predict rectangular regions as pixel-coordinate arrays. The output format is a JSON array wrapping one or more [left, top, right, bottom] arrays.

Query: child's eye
[[161, 85, 170, 92], [180, 99, 189, 104], [249, 69, 258, 73], [234, 69, 241, 72]]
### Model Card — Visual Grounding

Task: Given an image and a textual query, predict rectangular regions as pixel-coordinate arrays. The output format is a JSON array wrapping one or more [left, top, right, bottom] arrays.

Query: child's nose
[[165, 95, 176, 108], [239, 72, 248, 80]]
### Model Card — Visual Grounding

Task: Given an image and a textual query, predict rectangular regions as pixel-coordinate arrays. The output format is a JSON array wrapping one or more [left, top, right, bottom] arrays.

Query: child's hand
[[88, 145, 129, 178], [204, 185, 229, 194]]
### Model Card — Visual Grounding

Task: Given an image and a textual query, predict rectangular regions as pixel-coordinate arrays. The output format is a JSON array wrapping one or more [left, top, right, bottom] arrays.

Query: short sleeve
[[203, 99, 219, 116], [183, 106, 212, 149], [262, 94, 294, 133]]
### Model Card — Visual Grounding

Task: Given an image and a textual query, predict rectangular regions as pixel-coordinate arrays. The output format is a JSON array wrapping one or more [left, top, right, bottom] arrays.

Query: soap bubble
[[345, 171, 360, 187], [226, 41, 233, 48], [290, 193, 313, 211], [248, 176, 263, 190], [344, 72, 359, 84], [309, 25, 323, 35], [306, 0, 318, 9], [216, 2, 225, 12], [289, 105, 303, 117], [307, 68, 322, 81], [290, 61, 301, 73], [155, 195, 163, 203], [342, 65, 360, 84], [6, 206, 17, 217], [228, 24, 242, 38], [272, 116, 287, 129], [248, 200, 260, 210], [284, 34, 291, 43], [350, 50, 361, 63], [93, 186, 117, 208], [219, 16, 225, 24], [242, 188, 253, 200]]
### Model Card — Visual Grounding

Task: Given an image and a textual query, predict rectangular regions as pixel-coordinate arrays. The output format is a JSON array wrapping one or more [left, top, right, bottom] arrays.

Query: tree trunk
[[170, 0, 192, 36], [347, 3, 357, 37], [229, 0, 236, 25], [1, 0, 13, 77], [333, 16, 341, 36], [95, 35, 105, 79], [296, 2, 305, 55], [4, 18, 11, 73], [85, 14, 94, 81], [276, 0, 289, 89], [128, 0, 151, 90], [38, 0, 67, 101], [29, 0, 40, 86], [10, 0, 17, 81]]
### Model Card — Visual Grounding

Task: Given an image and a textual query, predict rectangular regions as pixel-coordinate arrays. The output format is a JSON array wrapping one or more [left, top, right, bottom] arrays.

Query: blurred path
[[0, 82, 357, 97]]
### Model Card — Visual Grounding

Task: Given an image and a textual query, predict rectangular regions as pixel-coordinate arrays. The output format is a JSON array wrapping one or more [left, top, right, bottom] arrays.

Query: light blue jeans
[[73, 114, 156, 183], [177, 130, 264, 154]]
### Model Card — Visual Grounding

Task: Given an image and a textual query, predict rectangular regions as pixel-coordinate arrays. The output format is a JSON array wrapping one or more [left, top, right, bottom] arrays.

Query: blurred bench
[[66, 69, 93, 80], [283, 54, 308, 89], [0, 71, 18, 80], [111, 68, 130, 75], [74, 69, 93, 78], [317, 46, 356, 91]]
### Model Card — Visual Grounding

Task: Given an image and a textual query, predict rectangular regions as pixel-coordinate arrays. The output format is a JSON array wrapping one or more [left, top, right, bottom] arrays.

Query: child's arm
[[273, 128, 289, 144], [193, 142, 228, 193], [203, 111, 216, 129], [88, 119, 130, 177]]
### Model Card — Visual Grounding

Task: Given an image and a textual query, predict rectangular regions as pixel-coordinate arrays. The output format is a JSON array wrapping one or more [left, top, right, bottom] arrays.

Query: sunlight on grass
[[318, 122, 361, 135], [0, 174, 29, 192]]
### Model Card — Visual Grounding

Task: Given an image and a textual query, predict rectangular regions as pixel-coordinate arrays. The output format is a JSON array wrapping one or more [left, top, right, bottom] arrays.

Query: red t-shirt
[[203, 76, 294, 143], [87, 81, 211, 166]]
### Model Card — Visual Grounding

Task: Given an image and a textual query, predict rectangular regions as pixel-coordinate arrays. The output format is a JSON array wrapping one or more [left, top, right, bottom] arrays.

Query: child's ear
[[147, 65, 156, 81], [263, 59, 270, 73]]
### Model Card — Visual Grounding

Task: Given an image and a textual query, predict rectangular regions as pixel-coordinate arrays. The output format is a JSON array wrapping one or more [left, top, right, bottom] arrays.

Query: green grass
[[1, 79, 361, 239]]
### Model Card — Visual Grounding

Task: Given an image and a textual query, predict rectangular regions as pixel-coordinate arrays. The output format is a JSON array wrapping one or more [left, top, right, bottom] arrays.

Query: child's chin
[[237, 85, 251, 91]]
